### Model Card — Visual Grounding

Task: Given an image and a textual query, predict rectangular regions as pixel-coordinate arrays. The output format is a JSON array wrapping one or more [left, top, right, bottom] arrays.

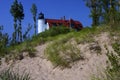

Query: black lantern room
[[38, 12, 44, 19]]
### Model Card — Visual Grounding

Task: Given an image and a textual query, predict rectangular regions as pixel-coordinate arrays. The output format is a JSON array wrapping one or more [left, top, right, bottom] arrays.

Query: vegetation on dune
[[91, 25, 120, 80], [0, 23, 115, 65], [0, 25, 9, 57], [38, 26, 71, 38], [44, 25, 109, 68], [0, 26, 71, 62], [92, 45, 120, 80], [105, 40, 120, 80], [45, 38, 83, 68], [106, 53, 120, 80], [0, 69, 31, 80], [31, 26, 71, 46], [1, 23, 120, 79]]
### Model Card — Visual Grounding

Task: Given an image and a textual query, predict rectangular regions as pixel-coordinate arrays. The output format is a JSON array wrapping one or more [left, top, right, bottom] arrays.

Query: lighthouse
[[38, 12, 45, 33]]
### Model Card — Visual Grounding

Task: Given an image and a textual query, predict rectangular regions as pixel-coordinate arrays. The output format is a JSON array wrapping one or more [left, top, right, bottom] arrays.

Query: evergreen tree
[[31, 4, 37, 35]]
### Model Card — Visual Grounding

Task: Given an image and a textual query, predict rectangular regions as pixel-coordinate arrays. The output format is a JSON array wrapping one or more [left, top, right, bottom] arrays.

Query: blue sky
[[0, 0, 92, 36]]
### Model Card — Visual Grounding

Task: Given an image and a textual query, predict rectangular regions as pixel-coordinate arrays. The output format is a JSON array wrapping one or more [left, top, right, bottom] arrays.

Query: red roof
[[46, 19, 83, 30]]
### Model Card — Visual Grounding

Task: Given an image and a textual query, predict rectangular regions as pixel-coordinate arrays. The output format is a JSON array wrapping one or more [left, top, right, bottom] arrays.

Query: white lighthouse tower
[[38, 12, 46, 33]]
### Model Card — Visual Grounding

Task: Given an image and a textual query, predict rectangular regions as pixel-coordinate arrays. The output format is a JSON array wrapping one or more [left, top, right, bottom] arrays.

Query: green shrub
[[74, 25, 110, 44], [4, 40, 36, 61], [25, 46, 36, 58], [74, 27, 95, 44], [30, 26, 71, 46], [0, 69, 31, 80], [38, 26, 71, 38]]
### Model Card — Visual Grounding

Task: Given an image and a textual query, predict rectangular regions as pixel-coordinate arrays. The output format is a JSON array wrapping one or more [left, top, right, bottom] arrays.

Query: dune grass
[[0, 69, 31, 80], [45, 38, 83, 68]]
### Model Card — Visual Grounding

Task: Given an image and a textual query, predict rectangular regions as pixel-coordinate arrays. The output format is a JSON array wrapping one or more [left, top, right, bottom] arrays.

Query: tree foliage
[[84, 0, 120, 26], [0, 26, 9, 56], [84, 0, 102, 26], [10, 0, 24, 44], [31, 3, 37, 35], [17, 2, 24, 42], [23, 24, 32, 40]]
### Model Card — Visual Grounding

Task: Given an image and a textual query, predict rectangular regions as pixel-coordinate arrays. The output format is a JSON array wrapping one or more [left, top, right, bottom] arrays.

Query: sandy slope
[[0, 32, 112, 80]]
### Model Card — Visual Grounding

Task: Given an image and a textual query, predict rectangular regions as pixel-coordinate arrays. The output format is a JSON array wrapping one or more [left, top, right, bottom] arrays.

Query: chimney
[[61, 16, 66, 20], [63, 16, 65, 20]]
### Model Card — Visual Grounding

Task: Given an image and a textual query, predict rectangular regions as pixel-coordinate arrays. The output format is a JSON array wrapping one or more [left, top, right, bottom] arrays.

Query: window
[[58, 23, 62, 26], [52, 23, 57, 26], [70, 23, 74, 28]]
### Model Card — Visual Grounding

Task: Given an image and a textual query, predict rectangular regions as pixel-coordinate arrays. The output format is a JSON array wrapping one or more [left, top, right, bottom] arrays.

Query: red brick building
[[46, 18, 83, 30], [38, 12, 83, 33]]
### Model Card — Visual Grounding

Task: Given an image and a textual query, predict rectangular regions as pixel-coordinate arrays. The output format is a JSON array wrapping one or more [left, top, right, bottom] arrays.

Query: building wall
[[38, 19, 44, 33], [38, 19, 49, 33]]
